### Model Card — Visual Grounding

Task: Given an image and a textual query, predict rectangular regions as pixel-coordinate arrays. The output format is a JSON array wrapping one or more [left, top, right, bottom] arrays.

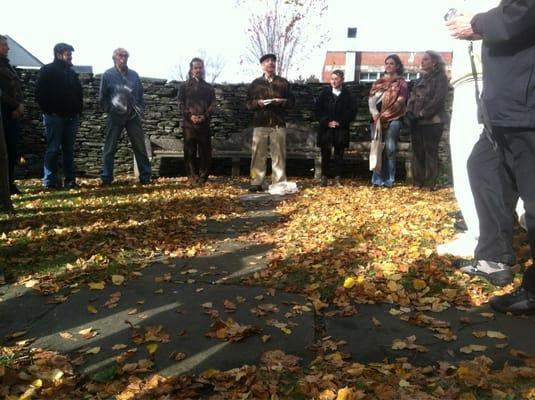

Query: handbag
[[369, 122, 385, 172]]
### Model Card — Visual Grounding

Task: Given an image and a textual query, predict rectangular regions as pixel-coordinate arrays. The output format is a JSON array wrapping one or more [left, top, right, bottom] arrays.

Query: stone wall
[[15, 69, 451, 180]]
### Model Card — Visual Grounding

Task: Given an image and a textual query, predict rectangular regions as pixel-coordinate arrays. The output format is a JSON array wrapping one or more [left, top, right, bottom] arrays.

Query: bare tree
[[170, 50, 226, 84], [239, 0, 328, 77]]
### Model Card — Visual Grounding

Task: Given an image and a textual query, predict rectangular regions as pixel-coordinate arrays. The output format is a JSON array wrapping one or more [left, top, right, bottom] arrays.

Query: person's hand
[[258, 99, 266, 108], [328, 120, 339, 128], [11, 103, 24, 119], [446, 14, 481, 40], [191, 115, 204, 124], [372, 112, 380, 122], [405, 111, 418, 125]]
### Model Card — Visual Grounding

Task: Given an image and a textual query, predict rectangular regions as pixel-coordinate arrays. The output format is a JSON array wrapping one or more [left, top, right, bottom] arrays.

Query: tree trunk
[[0, 96, 14, 213]]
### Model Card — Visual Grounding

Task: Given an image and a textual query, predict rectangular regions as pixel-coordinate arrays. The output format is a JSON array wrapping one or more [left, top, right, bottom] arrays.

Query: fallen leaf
[[88, 281, 105, 290], [87, 304, 98, 314], [111, 274, 125, 285]]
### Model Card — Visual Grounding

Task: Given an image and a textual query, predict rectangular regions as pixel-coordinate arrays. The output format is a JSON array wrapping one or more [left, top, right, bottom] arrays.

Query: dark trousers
[[410, 123, 443, 187], [183, 125, 211, 181], [469, 128, 535, 292], [468, 134, 516, 265], [1, 115, 20, 186], [320, 144, 344, 178]]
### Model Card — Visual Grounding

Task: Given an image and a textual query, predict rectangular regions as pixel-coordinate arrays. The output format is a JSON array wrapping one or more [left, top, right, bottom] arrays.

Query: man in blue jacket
[[35, 43, 83, 189], [99, 48, 151, 185], [447, 0, 535, 314]]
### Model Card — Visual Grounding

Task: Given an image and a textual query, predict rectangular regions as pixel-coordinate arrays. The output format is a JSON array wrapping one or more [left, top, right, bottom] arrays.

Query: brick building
[[322, 50, 452, 83]]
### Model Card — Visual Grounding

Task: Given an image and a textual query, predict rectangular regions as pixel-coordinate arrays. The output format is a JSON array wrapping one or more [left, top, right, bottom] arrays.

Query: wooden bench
[[149, 125, 412, 179]]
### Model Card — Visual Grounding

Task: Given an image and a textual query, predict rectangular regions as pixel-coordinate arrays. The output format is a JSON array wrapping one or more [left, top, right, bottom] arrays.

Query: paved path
[[1, 191, 534, 380]]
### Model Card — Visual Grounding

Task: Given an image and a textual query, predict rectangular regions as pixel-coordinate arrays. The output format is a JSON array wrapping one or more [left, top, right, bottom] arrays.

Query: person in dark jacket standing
[[0, 35, 24, 194], [99, 48, 151, 185], [246, 54, 294, 192], [447, 1, 535, 314], [178, 58, 216, 185], [315, 70, 355, 186], [406, 51, 450, 190], [35, 42, 83, 189]]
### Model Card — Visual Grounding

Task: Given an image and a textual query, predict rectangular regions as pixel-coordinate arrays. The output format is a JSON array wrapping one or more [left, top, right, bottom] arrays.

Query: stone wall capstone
[[15, 69, 451, 180]]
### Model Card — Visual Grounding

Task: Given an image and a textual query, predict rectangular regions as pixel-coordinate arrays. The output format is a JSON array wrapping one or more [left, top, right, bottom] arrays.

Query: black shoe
[[64, 181, 80, 189], [9, 184, 21, 195], [248, 185, 263, 193], [454, 220, 468, 232], [320, 176, 328, 187], [334, 176, 342, 186], [456, 259, 513, 287], [100, 180, 112, 187], [198, 176, 208, 185], [490, 288, 535, 315]]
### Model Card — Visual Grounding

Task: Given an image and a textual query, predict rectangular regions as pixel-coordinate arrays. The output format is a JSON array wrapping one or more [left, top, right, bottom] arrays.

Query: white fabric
[[268, 181, 298, 195], [332, 88, 341, 96]]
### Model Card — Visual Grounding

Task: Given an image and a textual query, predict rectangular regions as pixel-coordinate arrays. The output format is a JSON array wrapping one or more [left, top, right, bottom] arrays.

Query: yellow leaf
[[87, 304, 98, 314], [85, 347, 101, 354], [147, 343, 158, 354], [343, 277, 356, 289], [412, 279, 427, 291], [487, 330, 507, 339], [88, 281, 105, 290], [111, 275, 125, 285], [372, 317, 382, 327], [31, 379, 43, 388], [387, 280, 398, 292]]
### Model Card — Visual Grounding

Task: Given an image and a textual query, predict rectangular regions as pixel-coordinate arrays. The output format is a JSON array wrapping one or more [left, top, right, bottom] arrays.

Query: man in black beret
[[245, 53, 294, 192], [35, 42, 83, 189]]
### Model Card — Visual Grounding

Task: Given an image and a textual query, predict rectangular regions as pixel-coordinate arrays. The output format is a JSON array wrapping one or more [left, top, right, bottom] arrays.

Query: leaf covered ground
[[1, 177, 534, 399]]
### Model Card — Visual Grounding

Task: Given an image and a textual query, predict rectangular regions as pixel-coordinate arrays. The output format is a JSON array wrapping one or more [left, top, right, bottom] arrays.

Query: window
[[405, 72, 420, 81], [358, 72, 379, 82], [347, 27, 357, 38]]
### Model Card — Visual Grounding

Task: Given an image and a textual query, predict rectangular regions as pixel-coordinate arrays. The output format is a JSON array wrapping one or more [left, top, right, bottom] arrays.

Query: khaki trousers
[[250, 126, 286, 185]]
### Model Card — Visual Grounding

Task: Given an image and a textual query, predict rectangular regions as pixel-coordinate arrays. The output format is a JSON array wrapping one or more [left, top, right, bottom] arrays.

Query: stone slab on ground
[[326, 303, 535, 367], [2, 268, 314, 377]]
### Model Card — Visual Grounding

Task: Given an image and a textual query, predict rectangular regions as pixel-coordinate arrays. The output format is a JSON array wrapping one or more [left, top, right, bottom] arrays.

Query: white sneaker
[[518, 212, 527, 231], [436, 233, 477, 258]]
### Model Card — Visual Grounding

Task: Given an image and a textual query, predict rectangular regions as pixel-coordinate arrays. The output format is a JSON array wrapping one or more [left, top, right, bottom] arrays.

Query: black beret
[[259, 53, 276, 63], [54, 42, 74, 55]]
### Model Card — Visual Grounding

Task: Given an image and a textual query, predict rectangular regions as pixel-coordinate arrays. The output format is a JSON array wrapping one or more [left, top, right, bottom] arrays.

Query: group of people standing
[[315, 51, 449, 191], [0, 40, 153, 191], [1, 0, 534, 316]]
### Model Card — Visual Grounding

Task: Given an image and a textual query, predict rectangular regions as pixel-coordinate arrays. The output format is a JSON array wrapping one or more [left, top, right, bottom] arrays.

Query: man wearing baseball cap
[[245, 53, 294, 192]]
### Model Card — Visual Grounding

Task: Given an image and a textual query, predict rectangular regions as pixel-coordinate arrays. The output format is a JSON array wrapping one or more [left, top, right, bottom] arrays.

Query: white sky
[[3, 0, 456, 82]]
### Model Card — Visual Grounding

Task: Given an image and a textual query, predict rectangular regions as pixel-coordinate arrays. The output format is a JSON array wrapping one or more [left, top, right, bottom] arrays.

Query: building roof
[[5, 35, 44, 68]]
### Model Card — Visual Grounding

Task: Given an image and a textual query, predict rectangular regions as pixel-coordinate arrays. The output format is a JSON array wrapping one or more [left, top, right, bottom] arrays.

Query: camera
[[444, 8, 461, 21]]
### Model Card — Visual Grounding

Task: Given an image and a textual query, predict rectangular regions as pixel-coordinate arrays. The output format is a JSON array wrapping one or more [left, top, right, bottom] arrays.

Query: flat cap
[[259, 53, 276, 63]]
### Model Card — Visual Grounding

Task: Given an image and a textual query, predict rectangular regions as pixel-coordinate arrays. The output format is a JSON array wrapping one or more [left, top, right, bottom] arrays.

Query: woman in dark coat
[[315, 69, 356, 186], [406, 50, 450, 190]]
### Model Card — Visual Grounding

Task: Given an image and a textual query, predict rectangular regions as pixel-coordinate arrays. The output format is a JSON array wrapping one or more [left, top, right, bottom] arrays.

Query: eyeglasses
[[117, 53, 129, 58]]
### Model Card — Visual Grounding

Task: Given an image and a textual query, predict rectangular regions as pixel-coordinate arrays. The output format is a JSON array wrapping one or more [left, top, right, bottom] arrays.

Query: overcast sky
[[3, 0, 458, 82]]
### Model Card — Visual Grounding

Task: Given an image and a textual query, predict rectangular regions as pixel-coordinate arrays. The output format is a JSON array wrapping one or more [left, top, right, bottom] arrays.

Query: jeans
[[101, 115, 151, 183], [43, 114, 79, 187], [370, 120, 401, 187]]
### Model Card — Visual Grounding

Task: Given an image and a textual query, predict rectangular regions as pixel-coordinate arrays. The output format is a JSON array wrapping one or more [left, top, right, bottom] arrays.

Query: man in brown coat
[[0, 35, 24, 194], [246, 54, 294, 192], [178, 58, 216, 185]]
